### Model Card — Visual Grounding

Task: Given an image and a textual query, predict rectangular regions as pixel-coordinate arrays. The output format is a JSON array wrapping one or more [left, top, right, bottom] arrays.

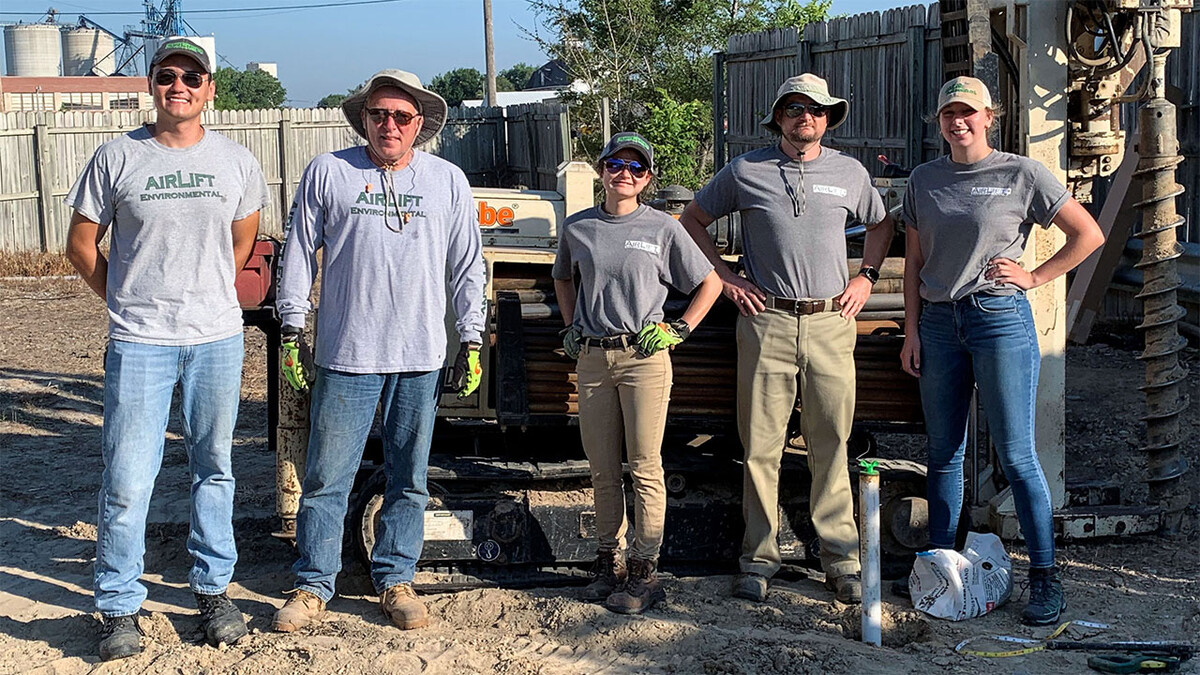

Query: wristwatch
[[858, 266, 880, 285]]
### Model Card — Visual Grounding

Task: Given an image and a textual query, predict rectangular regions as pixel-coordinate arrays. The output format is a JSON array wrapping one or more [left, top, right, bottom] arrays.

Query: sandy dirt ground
[[1, 277, 1197, 675]]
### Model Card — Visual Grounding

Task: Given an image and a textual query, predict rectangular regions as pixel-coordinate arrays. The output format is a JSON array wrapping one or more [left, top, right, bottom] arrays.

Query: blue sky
[[1, 0, 917, 106]]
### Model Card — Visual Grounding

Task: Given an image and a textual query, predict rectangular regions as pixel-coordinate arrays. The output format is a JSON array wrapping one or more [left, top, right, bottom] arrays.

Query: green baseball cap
[[150, 37, 213, 73], [599, 132, 655, 174]]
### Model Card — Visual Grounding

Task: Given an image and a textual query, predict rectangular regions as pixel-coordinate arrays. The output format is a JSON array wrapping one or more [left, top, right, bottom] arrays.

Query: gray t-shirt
[[65, 125, 269, 346], [552, 204, 713, 337], [694, 145, 887, 300], [902, 150, 1071, 302], [275, 147, 486, 373]]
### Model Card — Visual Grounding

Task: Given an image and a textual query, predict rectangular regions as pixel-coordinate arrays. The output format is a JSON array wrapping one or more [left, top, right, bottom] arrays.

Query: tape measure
[[955, 620, 1112, 658]]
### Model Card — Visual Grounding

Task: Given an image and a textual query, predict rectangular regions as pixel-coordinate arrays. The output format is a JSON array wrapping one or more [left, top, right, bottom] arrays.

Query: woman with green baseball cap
[[899, 77, 1103, 626], [551, 132, 721, 614]]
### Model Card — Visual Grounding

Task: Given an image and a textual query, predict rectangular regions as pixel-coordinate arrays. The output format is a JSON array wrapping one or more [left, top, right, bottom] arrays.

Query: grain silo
[[4, 23, 63, 77], [62, 27, 116, 76]]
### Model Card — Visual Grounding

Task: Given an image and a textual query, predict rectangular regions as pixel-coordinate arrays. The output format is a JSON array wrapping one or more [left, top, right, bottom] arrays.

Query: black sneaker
[[891, 575, 911, 599], [98, 614, 142, 661], [195, 592, 249, 647], [1021, 566, 1066, 626]]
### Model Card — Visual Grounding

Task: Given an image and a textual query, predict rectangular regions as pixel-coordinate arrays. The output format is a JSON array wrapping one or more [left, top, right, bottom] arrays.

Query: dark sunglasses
[[153, 69, 207, 88], [602, 158, 649, 178], [782, 102, 829, 118], [366, 108, 420, 127]]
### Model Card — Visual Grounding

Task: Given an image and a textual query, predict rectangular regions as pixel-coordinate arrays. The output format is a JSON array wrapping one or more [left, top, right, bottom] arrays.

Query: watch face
[[860, 267, 879, 284]]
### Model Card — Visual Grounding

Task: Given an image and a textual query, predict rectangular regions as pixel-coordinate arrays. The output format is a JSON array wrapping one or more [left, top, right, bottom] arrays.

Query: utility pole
[[483, 0, 498, 106]]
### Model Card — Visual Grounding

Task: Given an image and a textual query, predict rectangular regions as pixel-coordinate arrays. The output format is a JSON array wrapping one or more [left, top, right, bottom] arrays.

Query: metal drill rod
[[1131, 47, 1190, 526]]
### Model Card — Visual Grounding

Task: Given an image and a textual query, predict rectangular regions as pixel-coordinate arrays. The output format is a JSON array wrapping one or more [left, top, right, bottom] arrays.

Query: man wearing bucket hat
[[680, 73, 894, 604], [64, 36, 268, 660], [272, 69, 485, 632]]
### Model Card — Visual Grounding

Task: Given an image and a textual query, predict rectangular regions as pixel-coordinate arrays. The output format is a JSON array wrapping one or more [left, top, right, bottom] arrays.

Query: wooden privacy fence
[[0, 102, 569, 252], [718, 4, 943, 177]]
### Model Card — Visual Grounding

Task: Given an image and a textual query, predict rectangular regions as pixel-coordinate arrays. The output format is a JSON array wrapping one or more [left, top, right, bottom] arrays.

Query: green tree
[[500, 62, 537, 90], [429, 67, 485, 107], [523, 0, 831, 183], [212, 67, 287, 110], [638, 89, 710, 190], [316, 93, 348, 108]]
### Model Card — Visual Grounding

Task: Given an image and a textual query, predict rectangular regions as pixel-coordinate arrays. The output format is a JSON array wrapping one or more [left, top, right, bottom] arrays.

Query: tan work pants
[[736, 308, 860, 578], [576, 346, 672, 560]]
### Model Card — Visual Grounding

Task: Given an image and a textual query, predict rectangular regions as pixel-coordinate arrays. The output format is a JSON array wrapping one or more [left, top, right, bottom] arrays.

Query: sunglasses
[[366, 108, 420, 127], [782, 102, 829, 118], [602, 158, 649, 178], [153, 69, 208, 88]]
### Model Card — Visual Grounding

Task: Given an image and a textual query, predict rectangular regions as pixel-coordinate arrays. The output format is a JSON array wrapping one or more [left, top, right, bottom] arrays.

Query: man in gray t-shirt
[[64, 37, 267, 661], [271, 70, 486, 635], [680, 73, 894, 604]]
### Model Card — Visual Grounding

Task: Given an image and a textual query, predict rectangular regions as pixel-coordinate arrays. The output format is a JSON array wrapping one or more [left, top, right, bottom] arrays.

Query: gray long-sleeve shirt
[[275, 147, 485, 373]]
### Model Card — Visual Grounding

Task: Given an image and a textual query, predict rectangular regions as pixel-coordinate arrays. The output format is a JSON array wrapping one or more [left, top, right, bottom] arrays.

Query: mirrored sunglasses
[[366, 108, 420, 127], [602, 158, 649, 178], [782, 102, 829, 118], [153, 69, 207, 88]]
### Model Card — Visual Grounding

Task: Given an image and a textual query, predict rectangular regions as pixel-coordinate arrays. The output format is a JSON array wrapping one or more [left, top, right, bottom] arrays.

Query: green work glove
[[451, 342, 482, 398], [280, 327, 313, 392], [636, 319, 690, 357], [560, 325, 583, 360]]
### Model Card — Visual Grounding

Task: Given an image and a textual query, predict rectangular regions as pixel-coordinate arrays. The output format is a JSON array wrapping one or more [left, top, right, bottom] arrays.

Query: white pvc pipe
[[860, 468, 881, 646]]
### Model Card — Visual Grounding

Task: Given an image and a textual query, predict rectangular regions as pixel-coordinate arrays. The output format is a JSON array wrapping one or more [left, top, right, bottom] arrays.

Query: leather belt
[[765, 296, 841, 315], [582, 334, 636, 349]]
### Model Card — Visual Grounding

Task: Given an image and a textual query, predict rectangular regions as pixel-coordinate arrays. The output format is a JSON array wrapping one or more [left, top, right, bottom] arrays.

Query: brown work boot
[[380, 583, 429, 630], [272, 589, 327, 633], [824, 572, 863, 604], [581, 548, 627, 602], [605, 557, 666, 615]]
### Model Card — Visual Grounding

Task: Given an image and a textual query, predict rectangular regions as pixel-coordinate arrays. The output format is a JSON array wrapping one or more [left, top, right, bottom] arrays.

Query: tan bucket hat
[[760, 73, 849, 132], [342, 69, 448, 147], [937, 76, 993, 113]]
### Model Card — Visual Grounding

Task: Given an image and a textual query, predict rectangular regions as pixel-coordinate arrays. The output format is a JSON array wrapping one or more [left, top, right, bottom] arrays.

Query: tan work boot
[[272, 589, 327, 632], [380, 583, 429, 630], [605, 557, 666, 615], [582, 549, 627, 602]]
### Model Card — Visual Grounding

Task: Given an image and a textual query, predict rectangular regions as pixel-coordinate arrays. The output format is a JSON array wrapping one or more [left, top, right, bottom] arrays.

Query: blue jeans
[[292, 367, 441, 602], [96, 334, 244, 617], [918, 293, 1055, 568]]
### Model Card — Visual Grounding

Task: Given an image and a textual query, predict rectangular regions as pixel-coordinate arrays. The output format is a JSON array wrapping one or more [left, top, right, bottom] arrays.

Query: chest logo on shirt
[[625, 240, 661, 255], [971, 186, 1013, 196], [351, 191, 427, 219], [140, 170, 225, 202], [812, 184, 848, 197]]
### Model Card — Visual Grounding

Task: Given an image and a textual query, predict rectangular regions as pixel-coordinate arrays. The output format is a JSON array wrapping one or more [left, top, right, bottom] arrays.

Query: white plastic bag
[[909, 532, 1012, 621]]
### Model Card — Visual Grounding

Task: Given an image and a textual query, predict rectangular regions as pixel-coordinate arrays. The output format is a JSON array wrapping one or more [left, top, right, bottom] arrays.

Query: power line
[[0, 0, 406, 18]]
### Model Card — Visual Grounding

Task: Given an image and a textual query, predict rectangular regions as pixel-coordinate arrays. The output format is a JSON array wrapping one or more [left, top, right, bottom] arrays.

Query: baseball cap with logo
[[150, 37, 213, 73], [937, 76, 993, 113], [760, 73, 849, 132], [598, 132, 655, 175]]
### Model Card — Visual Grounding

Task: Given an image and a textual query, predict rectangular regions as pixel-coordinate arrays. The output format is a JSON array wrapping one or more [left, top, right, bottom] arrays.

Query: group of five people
[[65, 36, 1102, 661]]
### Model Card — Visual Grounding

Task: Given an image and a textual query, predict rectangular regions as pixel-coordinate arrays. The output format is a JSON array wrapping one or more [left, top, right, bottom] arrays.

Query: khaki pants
[[736, 308, 860, 578], [576, 346, 672, 560]]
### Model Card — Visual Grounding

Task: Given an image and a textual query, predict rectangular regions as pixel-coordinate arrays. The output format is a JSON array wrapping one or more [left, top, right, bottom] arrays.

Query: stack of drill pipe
[[1133, 51, 1190, 525], [513, 257, 919, 422]]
